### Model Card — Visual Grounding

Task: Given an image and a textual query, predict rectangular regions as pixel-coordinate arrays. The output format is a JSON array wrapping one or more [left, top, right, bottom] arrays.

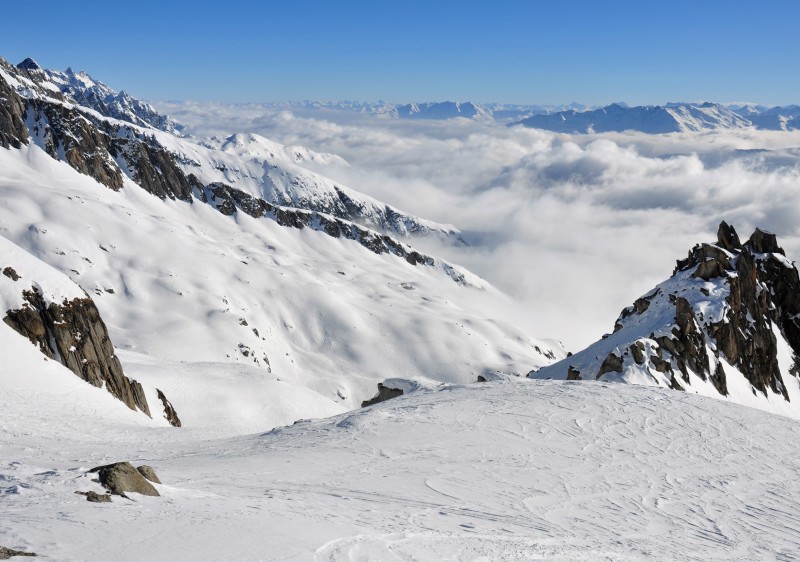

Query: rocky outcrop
[[89, 462, 159, 497], [0, 546, 36, 559], [0, 68, 28, 149], [136, 465, 161, 484], [3, 288, 153, 415], [194, 179, 458, 272], [75, 490, 112, 503], [532, 222, 800, 406], [156, 389, 182, 427], [25, 98, 124, 190], [115, 139, 193, 201], [361, 383, 404, 407]]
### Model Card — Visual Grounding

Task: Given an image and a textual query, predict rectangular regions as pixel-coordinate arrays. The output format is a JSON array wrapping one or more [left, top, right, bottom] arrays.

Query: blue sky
[[2, 0, 798, 105]]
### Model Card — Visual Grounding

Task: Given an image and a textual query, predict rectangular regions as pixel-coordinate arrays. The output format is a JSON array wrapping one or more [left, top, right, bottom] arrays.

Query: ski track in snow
[[2, 380, 800, 561]]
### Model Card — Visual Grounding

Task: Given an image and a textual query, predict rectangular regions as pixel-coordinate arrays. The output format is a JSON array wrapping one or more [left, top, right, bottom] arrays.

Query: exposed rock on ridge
[[193, 179, 472, 283], [531, 222, 800, 408], [3, 288, 153, 416]]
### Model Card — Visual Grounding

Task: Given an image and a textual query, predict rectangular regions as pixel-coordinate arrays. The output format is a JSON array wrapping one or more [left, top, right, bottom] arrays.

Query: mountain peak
[[16, 57, 41, 71], [532, 223, 800, 417]]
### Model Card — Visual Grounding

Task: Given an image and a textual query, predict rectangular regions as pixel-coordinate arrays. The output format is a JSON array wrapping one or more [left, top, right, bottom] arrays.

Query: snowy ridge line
[[2, 55, 464, 244], [532, 222, 800, 419], [514, 101, 800, 133], [195, 180, 480, 286]]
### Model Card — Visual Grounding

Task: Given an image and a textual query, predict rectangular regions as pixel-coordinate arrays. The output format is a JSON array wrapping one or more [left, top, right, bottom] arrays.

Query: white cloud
[[158, 100, 800, 351]]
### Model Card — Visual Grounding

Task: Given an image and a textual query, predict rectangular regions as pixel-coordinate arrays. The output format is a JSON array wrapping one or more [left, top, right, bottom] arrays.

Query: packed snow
[[3, 380, 800, 560]]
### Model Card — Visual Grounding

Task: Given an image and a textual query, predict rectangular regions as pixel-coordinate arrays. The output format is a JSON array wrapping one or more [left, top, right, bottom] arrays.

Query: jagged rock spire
[[716, 221, 741, 252]]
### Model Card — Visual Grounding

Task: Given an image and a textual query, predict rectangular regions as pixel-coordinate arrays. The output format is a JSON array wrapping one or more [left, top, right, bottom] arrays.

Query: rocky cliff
[[531, 222, 800, 411], [1, 242, 181, 426]]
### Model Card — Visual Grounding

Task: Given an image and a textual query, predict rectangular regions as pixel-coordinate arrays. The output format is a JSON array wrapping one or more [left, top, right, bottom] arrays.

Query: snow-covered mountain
[[0, 55, 563, 431], [246, 99, 596, 122], [516, 101, 800, 133], [740, 104, 800, 131], [516, 102, 754, 133], [532, 222, 800, 418], [15, 57, 184, 135]]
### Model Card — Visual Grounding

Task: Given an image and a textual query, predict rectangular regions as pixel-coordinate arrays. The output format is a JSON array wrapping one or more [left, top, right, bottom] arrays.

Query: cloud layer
[[159, 100, 800, 351]]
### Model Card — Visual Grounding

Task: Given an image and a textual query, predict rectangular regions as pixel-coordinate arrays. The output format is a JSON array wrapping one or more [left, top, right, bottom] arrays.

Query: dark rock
[[3, 289, 153, 416], [2, 267, 20, 281], [156, 389, 182, 427], [16, 58, 41, 71], [361, 383, 404, 407], [596, 352, 623, 379], [0, 546, 36, 559], [630, 341, 646, 365], [716, 221, 742, 252], [75, 490, 112, 503], [566, 365, 582, 380], [136, 465, 161, 484], [89, 462, 159, 497], [0, 70, 29, 149], [747, 228, 783, 255], [25, 98, 123, 190], [477, 375, 487, 382], [117, 140, 192, 201]]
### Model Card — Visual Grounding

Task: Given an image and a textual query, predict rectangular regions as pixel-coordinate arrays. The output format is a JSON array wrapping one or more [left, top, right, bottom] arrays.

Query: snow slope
[[0, 143, 562, 432], [3, 380, 800, 560]]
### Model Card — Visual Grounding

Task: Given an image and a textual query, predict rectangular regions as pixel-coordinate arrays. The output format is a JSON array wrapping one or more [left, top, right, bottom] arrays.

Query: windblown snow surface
[[2, 379, 800, 561]]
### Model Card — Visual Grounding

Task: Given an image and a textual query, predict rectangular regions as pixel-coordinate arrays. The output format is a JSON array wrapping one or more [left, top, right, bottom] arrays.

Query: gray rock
[[89, 462, 159, 497], [2, 267, 20, 281], [0, 546, 36, 559], [361, 383, 404, 407], [157, 389, 182, 427], [136, 465, 161, 484], [75, 490, 112, 503]]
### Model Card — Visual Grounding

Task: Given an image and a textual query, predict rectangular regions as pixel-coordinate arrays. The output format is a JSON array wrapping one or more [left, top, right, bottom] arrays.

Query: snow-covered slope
[[3, 379, 800, 560], [516, 102, 753, 133], [0, 234, 179, 425], [532, 222, 800, 419], [0, 140, 562, 431]]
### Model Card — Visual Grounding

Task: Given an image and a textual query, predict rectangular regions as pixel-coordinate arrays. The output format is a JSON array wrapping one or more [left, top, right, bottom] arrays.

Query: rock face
[[4, 289, 153, 416], [532, 222, 800, 408], [157, 389, 182, 427], [0, 71, 28, 149], [89, 462, 159, 497], [362, 383, 404, 407]]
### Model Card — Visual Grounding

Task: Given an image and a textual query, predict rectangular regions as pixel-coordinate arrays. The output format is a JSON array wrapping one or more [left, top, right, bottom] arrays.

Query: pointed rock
[[16, 58, 41, 71], [716, 221, 741, 252]]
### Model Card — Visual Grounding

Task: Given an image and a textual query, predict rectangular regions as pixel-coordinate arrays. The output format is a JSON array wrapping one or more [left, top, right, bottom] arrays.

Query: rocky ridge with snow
[[1, 236, 179, 425], [532, 222, 800, 417], [0, 56, 461, 244]]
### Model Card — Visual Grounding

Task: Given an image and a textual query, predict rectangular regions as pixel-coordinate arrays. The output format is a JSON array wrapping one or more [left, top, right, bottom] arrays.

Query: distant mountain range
[[261, 98, 800, 133], [515, 102, 800, 133]]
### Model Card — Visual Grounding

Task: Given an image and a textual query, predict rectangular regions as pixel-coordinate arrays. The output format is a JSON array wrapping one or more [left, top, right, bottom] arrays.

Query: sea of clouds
[[158, 100, 800, 351]]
